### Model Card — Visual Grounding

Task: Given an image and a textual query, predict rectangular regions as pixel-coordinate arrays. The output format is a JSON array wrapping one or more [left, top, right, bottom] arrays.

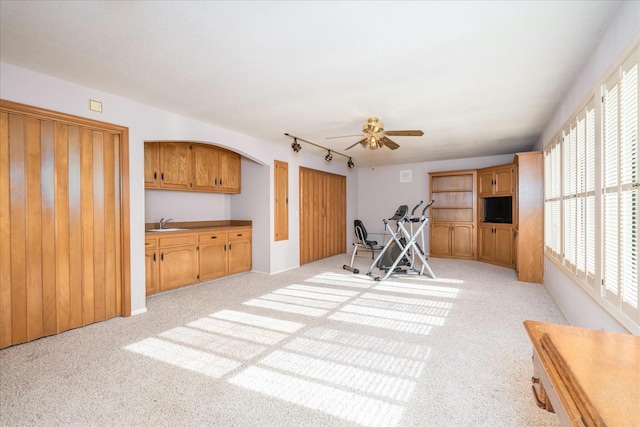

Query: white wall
[[356, 154, 514, 248], [533, 1, 639, 333], [0, 62, 358, 314]]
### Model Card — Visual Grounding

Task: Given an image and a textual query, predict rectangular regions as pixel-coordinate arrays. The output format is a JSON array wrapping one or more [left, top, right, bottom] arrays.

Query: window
[[544, 44, 639, 332]]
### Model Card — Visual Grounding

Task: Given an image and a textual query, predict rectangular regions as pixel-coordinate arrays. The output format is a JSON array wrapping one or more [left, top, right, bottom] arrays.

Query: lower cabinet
[[145, 238, 160, 295], [478, 223, 513, 267], [146, 227, 252, 295], [430, 223, 475, 259]]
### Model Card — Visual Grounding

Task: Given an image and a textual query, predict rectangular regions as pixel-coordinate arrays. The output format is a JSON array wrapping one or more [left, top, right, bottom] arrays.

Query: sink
[[148, 228, 188, 232]]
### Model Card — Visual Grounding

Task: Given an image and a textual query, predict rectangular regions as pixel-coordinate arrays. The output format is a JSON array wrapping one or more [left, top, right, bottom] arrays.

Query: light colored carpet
[[0, 255, 565, 426]]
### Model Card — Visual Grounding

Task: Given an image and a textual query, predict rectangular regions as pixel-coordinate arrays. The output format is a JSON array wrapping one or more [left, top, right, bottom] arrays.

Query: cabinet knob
[[211, 236, 217, 239], [237, 233, 242, 237]]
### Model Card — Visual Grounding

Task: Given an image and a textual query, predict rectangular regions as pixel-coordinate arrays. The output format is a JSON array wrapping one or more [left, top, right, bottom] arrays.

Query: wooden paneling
[[274, 160, 289, 241], [299, 167, 346, 265], [0, 100, 130, 349]]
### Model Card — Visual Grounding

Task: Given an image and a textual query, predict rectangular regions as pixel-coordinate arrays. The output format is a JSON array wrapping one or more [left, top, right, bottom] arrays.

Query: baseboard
[[131, 307, 148, 316]]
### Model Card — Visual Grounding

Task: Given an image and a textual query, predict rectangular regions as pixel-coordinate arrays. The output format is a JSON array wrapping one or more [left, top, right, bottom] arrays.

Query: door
[[228, 239, 252, 274], [494, 226, 513, 266], [478, 224, 495, 261], [494, 167, 514, 196], [299, 167, 346, 265], [0, 101, 130, 349], [145, 248, 159, 295]]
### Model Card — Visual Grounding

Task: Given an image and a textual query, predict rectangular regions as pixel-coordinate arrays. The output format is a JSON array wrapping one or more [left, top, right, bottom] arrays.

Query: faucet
[[158, 218, 173, 229]]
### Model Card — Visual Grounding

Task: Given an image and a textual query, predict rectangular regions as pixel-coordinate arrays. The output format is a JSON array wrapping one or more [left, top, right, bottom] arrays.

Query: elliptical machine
[[367, 200, 436, 281]]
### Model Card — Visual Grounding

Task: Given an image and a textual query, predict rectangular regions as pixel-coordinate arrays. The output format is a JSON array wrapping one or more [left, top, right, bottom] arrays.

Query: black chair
[[354, 219, 380, 260]]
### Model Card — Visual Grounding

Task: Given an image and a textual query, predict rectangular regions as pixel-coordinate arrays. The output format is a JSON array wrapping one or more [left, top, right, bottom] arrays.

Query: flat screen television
[[483, 196, 512, 224]]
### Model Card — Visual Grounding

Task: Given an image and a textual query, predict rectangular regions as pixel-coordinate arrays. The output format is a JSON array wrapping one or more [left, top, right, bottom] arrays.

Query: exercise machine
[[367, 200, 436, 281], [343, 219, 384, 274]]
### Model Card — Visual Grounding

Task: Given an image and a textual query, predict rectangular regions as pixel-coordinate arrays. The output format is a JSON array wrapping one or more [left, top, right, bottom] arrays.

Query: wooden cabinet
[[192, 144, 219, 192], [144, 141, 241, 193], [145, 238, 160, 295], [429, 170, 477, 260], [158, 234, 199, 291], [478, 223, 514, 267], [431, 223, 475, 258], [478, 165, 514, 197], [218, 150, 241, 193], [228, 228, 252, 274], [514, 152, 544, 283], [199, 231, 228, 281], [144, 141, 160, 187], [145, 226, 252, 295], [159, 142, 191, 190]]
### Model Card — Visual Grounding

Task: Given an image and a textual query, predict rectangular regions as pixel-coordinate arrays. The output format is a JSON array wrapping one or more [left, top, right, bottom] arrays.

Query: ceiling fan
[[327, 117, 423, 151]]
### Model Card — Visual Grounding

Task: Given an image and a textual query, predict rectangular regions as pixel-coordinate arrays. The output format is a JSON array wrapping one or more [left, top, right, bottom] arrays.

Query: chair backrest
[[354, 219, 368, 244]]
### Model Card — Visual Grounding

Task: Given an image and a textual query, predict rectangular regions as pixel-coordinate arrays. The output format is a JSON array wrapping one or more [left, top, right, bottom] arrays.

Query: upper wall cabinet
[[144, 141, 241, 193], [478, 164, 514, 197]]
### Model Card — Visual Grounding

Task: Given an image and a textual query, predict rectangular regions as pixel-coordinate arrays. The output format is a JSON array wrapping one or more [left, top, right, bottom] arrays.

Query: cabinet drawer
[[229, 228, 251, 241], [159, 234, 197, 247], [199, 232, 227, 243], [145, 238, 157, 249]]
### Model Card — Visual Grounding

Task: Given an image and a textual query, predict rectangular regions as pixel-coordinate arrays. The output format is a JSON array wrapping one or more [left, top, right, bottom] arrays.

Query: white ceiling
[[0, 1, 621, 167]]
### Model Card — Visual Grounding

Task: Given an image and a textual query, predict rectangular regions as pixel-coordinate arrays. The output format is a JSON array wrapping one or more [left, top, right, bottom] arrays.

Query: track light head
[[347, 157, 355, 169], [325, 150, 333, 162], [291, 138, 301, 152]]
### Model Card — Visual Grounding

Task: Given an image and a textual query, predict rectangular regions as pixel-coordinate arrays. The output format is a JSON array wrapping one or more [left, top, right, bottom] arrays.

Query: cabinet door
[[145, 248, 159, 295], [199, 241, 228, 280], [159, 142, 191, 189], [228, 239, 252, 274], [144, 142, 159, 188], [192, 144, 219, 192], [478, 224, 495, 261], [430, 223, 452, 256], [159, 245, 199, 290], [494, 166, 514, 196], [219, 150, 241, 193], [494, 226, 513, 266], [478, 170, 495, 197], [451, 224, 474, 258]]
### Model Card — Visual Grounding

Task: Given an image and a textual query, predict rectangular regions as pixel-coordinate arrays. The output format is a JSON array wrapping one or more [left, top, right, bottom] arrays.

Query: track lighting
[[347, 157, 354, 169], [284, 133, 355, 169], [325, 150, 333, 162], [291, 138, 301, 152]]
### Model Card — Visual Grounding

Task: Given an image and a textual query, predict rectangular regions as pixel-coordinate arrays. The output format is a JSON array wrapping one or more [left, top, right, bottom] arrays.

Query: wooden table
[[523, 320, 639, 427]]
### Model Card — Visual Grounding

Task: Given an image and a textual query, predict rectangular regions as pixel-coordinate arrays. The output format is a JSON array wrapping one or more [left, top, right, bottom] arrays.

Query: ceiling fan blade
[[381, 136, 400, 150], [345, 138, 367, 150], [326, 134, 364, 140], [384, 130, 424, 137]]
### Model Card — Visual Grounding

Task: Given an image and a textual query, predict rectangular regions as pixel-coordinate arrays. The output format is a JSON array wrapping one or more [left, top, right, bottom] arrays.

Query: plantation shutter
[[585, 102, 596, 282], [602, 49, 639, 322], [563, 124, 577, 269]]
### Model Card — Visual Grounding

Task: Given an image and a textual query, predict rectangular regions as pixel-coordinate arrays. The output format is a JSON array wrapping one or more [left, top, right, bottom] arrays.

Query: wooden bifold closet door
[[299, 167, 346, 265], [0, 101, 130, 349]]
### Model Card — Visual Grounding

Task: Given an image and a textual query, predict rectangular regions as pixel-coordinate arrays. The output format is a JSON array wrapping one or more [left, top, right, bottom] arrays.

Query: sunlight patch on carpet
[[124, 338, 240, 378], [284, 337, 427, 378], [158, 326, 267, 361], [259, 350, 416, 402], [229, 366, 404, 427], [189, 317, 290, 345], [328, 312, 433, 335], [243, 298, 328, 316], [210, 309, 305, 333]]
